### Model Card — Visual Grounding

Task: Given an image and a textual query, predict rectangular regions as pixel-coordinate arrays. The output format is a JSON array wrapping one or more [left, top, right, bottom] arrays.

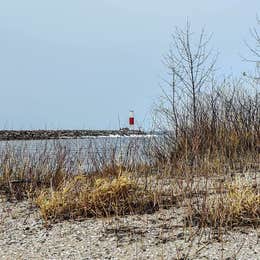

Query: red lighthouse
[[129, 110, 134, 129]]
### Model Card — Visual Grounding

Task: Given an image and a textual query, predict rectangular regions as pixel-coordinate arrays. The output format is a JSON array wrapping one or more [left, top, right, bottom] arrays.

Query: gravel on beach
[[0, 201, 259, 260]]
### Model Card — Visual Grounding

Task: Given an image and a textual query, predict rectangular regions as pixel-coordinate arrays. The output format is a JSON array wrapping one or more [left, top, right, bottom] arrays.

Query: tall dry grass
[[151, 80, 259, 231], [0, 81, 259, 232], [0, 138, 149, 200]]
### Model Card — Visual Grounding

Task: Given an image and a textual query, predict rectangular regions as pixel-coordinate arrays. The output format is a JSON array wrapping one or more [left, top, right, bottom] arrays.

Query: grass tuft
[[35, 173, 158, 221], [188, 182, 260, 228]]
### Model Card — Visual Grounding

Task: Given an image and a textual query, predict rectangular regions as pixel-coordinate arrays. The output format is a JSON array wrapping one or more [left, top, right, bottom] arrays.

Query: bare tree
[[243, 17, 260, 131], [245, 17, 260, 82], [162, 21, 217, 131], [248, 17, 260, 60], [152, 21, 259, 165]]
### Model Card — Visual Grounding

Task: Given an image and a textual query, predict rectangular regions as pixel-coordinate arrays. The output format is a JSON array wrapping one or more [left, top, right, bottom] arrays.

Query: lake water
[[0, 135, 158, 172]]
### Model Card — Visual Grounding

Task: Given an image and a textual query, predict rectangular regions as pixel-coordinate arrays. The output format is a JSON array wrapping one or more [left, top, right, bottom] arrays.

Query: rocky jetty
[[0, 129, 145, 141]]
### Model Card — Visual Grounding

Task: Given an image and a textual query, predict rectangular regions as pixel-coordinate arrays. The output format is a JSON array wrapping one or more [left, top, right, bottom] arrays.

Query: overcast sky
[[0, 0, 259, 130]]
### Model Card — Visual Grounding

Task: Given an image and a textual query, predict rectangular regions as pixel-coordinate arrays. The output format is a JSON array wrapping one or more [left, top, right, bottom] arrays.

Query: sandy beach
[[0, 200, 259, 260]]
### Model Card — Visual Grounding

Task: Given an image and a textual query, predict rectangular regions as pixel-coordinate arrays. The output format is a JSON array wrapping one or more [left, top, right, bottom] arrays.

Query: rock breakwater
[[0, 129, 145, 141]]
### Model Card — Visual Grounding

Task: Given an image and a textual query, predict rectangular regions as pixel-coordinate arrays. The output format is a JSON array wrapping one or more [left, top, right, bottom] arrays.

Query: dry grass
[[35, 173, 158, 221], [0, 138, 147, 201], [0, 139, 259, 231], [0, 81, 259, 231], [187, 181, 260, 228]]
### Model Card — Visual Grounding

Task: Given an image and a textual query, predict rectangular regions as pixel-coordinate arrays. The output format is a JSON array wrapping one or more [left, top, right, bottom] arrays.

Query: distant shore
[[0, 129, 146, 141]]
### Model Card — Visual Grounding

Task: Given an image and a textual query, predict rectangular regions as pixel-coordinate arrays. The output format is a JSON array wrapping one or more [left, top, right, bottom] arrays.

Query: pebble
[[0, 200, 259, 260]]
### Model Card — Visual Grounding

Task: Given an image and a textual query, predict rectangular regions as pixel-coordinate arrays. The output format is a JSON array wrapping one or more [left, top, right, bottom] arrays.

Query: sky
[[0, 0, 259, 130]]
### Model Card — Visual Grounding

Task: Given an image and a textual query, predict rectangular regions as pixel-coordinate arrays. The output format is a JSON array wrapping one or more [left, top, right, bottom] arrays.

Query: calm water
[[0, 135, 158, 172]]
